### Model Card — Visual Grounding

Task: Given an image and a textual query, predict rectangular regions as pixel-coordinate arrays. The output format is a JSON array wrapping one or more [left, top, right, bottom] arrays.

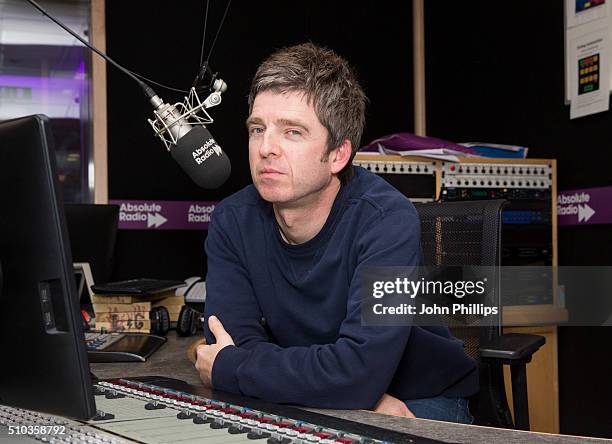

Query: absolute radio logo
[[119, 202, 167, 228], [188, 204, 215, 223], [558, 192, 590, 206], [192, 139, 222, 165], [557, 191, 595, 222]]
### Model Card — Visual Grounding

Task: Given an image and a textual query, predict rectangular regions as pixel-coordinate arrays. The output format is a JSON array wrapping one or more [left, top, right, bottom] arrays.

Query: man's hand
[[195, 316, 235, 387], [373, 393, 416, 418]]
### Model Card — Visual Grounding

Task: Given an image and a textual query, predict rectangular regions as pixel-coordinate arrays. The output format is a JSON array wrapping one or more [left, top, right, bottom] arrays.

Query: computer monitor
[[0, 115, 96, 420], [65, 204, 120, 284]]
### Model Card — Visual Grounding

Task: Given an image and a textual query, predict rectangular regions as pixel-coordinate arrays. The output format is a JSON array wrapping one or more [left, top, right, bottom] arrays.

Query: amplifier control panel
[[441, 162, 552, 190], [354, 158, 436, 175]]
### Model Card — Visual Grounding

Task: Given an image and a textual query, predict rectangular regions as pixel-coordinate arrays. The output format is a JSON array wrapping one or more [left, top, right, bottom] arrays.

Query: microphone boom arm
[[26, 0, 232, 189]]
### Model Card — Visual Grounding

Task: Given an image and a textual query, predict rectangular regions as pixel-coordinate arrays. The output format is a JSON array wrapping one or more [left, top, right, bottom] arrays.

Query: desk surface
[[91, 332, 609, 444]]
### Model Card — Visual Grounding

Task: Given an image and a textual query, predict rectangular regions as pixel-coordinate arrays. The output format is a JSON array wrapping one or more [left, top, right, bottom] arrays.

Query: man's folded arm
[[202, 207, 271, 350], [211, 312, 412, 408], [205, 208, 422, 409]]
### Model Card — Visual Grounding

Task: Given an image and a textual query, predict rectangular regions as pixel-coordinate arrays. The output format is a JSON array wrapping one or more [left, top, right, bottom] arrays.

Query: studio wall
[[424, 1, 612, 437], [105, 0, 413, 280]]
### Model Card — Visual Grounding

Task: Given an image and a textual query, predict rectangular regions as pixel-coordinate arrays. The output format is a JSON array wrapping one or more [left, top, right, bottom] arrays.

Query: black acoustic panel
[[106, 1, 414, 202], [105, 0, 415, 296], [424, 2, 612, 437], [112, 230, 207, 282], [558, 327, 612, 438]]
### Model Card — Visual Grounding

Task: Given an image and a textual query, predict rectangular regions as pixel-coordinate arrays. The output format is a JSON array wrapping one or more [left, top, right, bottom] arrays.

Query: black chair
[[414, 199, 545, 430]]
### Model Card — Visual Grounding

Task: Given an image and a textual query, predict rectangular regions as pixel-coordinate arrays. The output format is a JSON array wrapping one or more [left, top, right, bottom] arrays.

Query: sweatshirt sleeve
[[203, 206, 271, 350], [205, 205, 421, 409]]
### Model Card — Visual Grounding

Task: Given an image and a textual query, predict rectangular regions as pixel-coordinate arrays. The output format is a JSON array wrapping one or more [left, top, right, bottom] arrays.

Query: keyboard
[[91, 278, 186, 295], [85, 332, 167, 362]]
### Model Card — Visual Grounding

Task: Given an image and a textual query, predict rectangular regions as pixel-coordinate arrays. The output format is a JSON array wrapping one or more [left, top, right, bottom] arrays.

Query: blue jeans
[[405, 396, 473, 424]]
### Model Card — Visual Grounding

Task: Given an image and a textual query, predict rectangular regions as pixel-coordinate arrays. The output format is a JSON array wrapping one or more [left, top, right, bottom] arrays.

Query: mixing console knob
[[144, 401, 165, 410], [105, 391, 125, 399], [176, 410, 196, 420], [228, 424, 251, 434], [210, 419, 230, 429], [246, 430, 271, 440], [193, 415, 214, 424], [268, 438, 292, 444]]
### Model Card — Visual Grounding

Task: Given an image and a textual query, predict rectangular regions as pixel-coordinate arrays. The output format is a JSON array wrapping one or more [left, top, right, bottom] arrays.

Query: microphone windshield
[[170, 125, 231, 189]]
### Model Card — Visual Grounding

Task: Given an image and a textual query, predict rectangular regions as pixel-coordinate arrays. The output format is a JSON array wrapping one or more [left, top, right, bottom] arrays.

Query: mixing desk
[[0, 377, 443, 444]]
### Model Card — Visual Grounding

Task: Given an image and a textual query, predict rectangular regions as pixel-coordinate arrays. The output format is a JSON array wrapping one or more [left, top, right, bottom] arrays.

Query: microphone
[[24, 0, 231, 189], [148, 80, 231, 189], [170, 126, 231, 189]]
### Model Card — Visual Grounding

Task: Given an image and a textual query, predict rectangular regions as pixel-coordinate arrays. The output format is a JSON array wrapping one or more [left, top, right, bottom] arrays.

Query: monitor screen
[[65, 204, 119, 285], [0, 115, 96, 420]]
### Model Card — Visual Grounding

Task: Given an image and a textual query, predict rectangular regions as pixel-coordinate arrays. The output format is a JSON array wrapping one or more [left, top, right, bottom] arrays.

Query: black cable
[[199, 0, 210, 68], [205, 0, 232, 64], [127, 70, 189, 94], [25, 0, 158, 99], [27, 0, 221, 98]]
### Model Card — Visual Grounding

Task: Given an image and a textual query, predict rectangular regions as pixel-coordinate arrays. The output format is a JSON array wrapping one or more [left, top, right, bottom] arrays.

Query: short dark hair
[[249, 43, 367, 183]]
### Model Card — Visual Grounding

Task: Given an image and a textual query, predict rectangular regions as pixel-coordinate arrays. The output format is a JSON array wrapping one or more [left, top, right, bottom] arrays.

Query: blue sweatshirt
[[203, 166, 478, 409]]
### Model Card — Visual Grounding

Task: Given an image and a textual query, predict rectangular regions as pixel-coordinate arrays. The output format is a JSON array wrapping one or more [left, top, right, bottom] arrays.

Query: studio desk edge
[[89, 332, 606, 444]]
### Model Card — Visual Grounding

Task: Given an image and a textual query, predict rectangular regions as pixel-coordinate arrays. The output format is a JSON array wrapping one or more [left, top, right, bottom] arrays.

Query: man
[[195, 43, 477, 423]]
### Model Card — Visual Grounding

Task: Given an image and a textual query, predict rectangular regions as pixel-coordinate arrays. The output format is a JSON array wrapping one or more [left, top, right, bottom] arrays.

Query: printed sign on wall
[[110, 200, 218, 230], [558, 186, 612, 225]]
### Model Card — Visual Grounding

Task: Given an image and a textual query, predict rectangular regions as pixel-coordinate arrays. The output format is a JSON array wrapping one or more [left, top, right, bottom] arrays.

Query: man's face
[[247, 90, 335, 206]]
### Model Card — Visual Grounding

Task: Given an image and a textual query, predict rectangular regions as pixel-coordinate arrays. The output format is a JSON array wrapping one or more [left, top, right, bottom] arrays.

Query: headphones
[[176, 305, 201, 336], [149, 306, 170, 336], [176, 277, 205, 337]]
